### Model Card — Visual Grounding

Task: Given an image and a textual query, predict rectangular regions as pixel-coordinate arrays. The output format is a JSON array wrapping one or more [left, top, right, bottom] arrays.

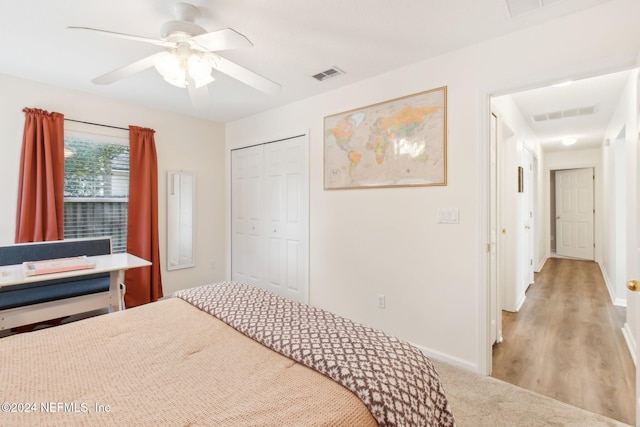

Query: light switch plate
[[437, 208, 459, 224]]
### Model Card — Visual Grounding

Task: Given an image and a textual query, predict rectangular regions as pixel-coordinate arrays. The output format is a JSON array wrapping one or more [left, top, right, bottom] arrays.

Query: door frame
[[631, 127, 640, 425], [635, 74, 640, 427], [489, 112, 501, 346], [479, 61, 637, 376], [227, 130, 310, 303], [634, 128, 640, 427]]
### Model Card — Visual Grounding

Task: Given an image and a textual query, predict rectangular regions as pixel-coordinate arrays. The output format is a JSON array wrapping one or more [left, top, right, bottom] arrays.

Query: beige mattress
[[0, 298, 377, 426]]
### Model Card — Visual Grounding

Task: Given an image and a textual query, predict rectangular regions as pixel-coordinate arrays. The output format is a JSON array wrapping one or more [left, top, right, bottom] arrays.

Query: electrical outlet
[[377, 294, 385, 309], [210, 260, 216, 269]]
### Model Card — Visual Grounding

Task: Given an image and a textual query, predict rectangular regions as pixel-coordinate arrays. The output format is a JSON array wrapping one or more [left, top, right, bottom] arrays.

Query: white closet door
[[231, 135, 309, 304], [264, 136, 308, 303], [231, 145, 265, 288]]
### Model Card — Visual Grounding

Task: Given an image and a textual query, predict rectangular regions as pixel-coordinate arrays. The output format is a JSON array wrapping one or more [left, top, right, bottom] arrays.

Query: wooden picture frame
[[323, 86, 447, 190]]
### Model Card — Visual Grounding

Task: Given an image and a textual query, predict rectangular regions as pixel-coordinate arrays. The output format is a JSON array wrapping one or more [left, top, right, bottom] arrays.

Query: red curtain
[[15, 108, 65, 243], [124, 126, 163, 307]]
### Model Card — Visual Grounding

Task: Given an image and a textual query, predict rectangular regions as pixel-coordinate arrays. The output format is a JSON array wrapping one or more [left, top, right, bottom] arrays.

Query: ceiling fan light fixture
[[162, 61, 188, 88], [153, 51, 214, 88], [192, 75, 215, 88], [154, 52, 180, 77], [187, 54, 215, 88], [154, 51, 188, 87], [164, 75, 187, 88], [73, 2, 281, 101]]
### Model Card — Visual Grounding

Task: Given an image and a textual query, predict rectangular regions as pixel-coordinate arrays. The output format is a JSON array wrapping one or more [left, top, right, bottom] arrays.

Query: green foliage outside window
[[64, 139, 129, 198]]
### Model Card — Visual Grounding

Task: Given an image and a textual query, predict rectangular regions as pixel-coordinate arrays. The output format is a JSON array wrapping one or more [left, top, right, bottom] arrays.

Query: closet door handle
[[627, 280, 640, 292]]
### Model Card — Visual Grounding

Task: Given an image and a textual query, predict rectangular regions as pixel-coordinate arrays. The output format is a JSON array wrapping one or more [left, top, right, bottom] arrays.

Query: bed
[[0, 281, 456, 426]]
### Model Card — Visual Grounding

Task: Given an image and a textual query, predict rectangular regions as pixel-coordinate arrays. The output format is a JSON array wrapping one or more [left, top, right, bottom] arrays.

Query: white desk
[[0, 253, 151, 331]]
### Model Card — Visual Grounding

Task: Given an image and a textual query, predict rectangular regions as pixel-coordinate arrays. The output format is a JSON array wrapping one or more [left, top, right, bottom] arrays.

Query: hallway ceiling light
[[561, 137, 577, 146]]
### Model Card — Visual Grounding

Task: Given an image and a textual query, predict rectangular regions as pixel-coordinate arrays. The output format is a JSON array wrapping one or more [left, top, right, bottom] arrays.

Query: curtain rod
[[64, 118, 128, 132]]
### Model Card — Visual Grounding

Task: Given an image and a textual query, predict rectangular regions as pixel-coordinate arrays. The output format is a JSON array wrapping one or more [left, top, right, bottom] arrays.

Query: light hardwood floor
[[492, 257, 636, 425]]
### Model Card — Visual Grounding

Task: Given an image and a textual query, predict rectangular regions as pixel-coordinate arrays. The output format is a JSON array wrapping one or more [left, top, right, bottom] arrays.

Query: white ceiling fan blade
[[190, 28, 253, 52], [187, 81, 211, 110], [92, 53, 162, 85], [209, 55, 281, 95], [67, 27, 175, 48]]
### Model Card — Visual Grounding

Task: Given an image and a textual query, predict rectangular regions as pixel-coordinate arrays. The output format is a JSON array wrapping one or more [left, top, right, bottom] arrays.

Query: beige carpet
[[432, 360, 631, 426]]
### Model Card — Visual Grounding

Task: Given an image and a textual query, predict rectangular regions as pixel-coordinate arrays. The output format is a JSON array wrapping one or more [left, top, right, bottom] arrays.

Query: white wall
[[0, 73, 227, 296], [602, 70, 638, 305], [226, 0, 640, 371], [602, 70, 639, 351]]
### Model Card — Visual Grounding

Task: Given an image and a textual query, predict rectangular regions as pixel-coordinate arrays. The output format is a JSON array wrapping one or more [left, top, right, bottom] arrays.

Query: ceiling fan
[[67, 2, 281, 108]]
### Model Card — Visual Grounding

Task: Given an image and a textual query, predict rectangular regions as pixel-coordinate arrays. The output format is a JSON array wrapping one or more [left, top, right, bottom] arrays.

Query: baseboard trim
[[411, 342, 478, 373], [614, 298, 627, 307], [514, 293, 527, 312], [622, 323, 637, 366], [598, 262, 618, 305], [535, 256, 547, 273]]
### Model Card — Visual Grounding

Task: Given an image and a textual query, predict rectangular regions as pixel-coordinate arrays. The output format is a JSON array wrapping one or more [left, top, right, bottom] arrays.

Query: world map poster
[[324, 87, 447, 190]]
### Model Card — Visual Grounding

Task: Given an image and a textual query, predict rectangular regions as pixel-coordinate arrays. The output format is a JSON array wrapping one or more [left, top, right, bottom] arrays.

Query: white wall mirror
[[167, 171, 195, 270]]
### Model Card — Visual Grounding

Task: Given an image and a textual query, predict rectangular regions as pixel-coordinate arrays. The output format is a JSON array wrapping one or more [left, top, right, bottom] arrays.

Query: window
[[63, 126, 129, 253]]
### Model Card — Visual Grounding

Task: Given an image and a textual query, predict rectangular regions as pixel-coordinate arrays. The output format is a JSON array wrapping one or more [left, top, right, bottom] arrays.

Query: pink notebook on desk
[[22, 256, 96, 277]]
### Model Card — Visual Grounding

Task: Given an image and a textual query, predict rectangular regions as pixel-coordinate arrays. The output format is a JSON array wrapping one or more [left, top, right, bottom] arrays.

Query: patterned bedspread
[[175, 282, 456, 427]]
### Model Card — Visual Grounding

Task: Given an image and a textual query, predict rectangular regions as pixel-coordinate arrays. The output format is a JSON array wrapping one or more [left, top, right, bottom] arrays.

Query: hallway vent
[[532, 105, 598, 122]]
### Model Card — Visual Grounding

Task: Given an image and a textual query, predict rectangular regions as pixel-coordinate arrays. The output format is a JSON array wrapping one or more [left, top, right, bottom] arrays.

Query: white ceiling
[[0, 0, 618, 126], [505, 70, 632, 152]]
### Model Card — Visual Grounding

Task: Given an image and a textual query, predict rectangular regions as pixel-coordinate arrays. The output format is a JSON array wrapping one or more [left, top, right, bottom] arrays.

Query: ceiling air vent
[[532, 105, 598, 122], [312, 67, 344, 82]]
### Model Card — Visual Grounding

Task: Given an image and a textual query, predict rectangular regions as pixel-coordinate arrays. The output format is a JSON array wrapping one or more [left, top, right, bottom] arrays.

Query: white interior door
[[522, 148, 534, 285], [555, 168, 594, 259]]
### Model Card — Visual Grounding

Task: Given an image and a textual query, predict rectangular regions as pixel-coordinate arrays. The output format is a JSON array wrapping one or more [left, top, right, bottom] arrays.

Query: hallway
[[491, 257, 635, 425]]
